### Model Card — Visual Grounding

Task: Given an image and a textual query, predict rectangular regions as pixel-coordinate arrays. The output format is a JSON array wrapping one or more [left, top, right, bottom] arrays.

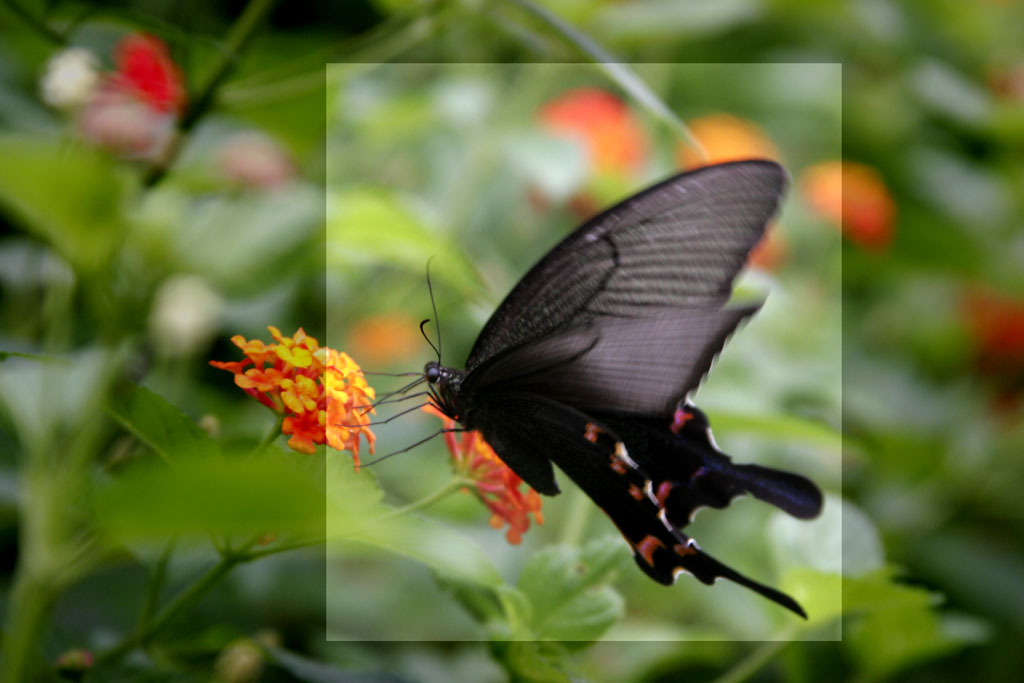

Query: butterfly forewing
[[463, 305, 761, 416], [464, 160, 787, 373]]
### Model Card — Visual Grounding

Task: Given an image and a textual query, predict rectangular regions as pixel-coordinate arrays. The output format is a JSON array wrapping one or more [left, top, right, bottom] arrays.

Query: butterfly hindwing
[[465, 160, 787, 373], [662, 404, 823, 520], [465, 391, 813, 617]]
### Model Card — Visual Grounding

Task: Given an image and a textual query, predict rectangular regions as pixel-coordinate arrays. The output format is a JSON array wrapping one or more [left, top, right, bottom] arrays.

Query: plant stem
[[241, 536, 321, 561], [143, 0, 278, 187], [255, 413, 285, 455], [0, 572, 57, 682], [502, 0, 707, 162], [374, 476, 470, 523], [99, 552, 243, 665], [139, 537, 177, 631], [710, 626, 800, 683], [1, 0, 66, 45]]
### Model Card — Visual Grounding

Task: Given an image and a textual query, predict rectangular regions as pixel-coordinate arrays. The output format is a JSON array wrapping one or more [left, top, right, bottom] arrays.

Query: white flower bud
[[41, 47, 100, 109], [149, 274, 223, 357]]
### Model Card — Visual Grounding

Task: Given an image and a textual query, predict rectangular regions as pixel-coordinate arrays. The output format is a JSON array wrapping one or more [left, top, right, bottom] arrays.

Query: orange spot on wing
[[584, 422, 603, 443], [609, 455, 628, 475], [670, 409, 694, 435], [635, 535, 666, 567], [673, 542, 697, 557], [655, 481, 675, 506], [628, 484, 645, 500]]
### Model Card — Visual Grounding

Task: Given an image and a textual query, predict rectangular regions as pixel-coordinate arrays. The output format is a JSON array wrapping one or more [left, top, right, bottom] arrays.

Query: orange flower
[[747, 225, 788, 272], [674, 113, 786, 269], [538, 87, 649, 176], [210, 327, 376, 462], [676, 113, 780, 169], [346, 313, 422, 366], [988, 63, 1024, 101], [423, 405, 543, 545], [800, 161, 896, 250]]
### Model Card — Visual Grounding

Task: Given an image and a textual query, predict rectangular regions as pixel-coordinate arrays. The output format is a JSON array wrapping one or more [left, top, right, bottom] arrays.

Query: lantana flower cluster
[[424, 406, 544, 545], [210, 327, 376, 462]]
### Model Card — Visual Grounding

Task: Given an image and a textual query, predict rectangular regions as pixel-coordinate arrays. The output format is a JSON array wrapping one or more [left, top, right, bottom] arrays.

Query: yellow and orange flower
[[676, 113, 781, 169], [423, 405, 543, 545], [210, 326, 375, 463], [800, 161, 896, 250]]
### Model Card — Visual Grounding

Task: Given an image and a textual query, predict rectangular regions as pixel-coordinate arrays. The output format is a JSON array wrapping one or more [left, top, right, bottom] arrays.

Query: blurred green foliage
[[0, 0, 1022, 682]]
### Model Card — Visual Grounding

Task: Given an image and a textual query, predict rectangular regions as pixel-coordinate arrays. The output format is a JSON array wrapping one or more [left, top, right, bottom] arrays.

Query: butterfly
[[423, 159, 823, 617]]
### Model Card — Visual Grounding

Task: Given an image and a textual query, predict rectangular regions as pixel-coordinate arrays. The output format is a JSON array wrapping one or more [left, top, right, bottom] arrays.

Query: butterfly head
[[424, 361, 465, 419]]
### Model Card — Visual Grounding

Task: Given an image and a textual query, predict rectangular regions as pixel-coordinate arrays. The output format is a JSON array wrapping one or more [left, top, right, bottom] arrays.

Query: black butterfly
[[423, 160, 823, 617]]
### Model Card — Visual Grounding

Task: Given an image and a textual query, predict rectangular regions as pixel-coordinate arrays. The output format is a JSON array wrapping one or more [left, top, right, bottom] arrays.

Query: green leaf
[[0, 135, 131, 272], [847, 602, 976, 680], [780, 568, 842, 623], [842, 567, 940, 615], [268, 646, 397, 683], [94, 449, 324, 541], [769, 496, 881, 578], [0, 350, 70, 364], [781, 565, 941, 626], [326, 187, 480, 296], [325, 452, 503, 589], [106, 383, 221, 464], [517, 536, 627, 643], [706, 410, 843, 454], [0, 349, 115, 458], [175, 185, 322, 290], [499, 641, 572, 683]]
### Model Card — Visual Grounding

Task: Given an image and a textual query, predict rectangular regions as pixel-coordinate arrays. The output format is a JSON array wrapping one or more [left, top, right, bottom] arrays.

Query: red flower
[[963, 288, 1024, 372], [112, 34, 185, 114], [801, 161, 896, 250], [210, 327, 376, 462], [423, 406, 543, 545], [962, 287, 1024, 412], [538, 87, 649, 176]]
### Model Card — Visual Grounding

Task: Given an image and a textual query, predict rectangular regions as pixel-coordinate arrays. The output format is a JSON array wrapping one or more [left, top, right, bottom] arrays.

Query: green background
[[1, 1, 1022, 682]]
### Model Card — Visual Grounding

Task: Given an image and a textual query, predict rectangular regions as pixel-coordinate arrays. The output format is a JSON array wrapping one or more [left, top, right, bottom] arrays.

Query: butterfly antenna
[[359, 370, 423, 377], [419, 318, 441, 360], [426, 258, 442, 363]]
